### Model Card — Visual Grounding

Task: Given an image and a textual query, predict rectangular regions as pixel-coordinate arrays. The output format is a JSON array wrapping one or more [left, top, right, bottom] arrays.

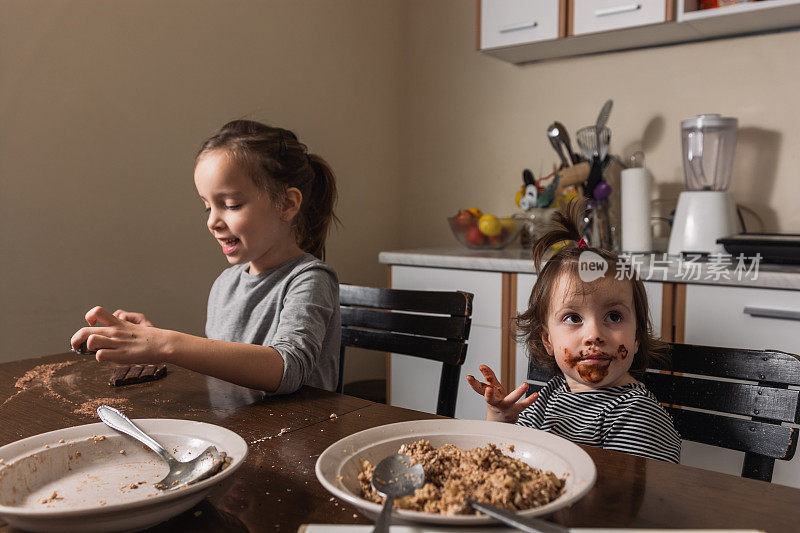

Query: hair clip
[[278, 131, 288, 159], [576, 237, 588, 248]]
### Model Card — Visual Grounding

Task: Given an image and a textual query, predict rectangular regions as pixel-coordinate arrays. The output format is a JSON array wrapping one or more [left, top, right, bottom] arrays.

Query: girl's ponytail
[[297, 153, 338, 261], [530, 198, 586, 272]]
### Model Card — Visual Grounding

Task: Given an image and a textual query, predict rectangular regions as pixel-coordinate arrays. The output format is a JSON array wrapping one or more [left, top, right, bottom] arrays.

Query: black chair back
[[526, 343, 800, 482], [339, 284, 473, 417]]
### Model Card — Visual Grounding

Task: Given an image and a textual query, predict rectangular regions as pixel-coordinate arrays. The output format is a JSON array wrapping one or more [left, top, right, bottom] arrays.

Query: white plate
[[315, 419, 596, 526], [0, 419, 247, 532]]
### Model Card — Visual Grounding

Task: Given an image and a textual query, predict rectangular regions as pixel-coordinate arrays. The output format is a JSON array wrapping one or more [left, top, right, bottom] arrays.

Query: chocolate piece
[[109, 364, 168, 386], [72, 341, 96, 356]]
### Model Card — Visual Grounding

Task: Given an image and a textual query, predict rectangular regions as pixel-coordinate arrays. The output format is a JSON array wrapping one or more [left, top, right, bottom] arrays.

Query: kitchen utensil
[[468, 500, 568, 533], [557, 161, 590, 187], [547, 124, 571, 168], [97, 405, 224, 490], [575, 126, 610, 161], [668, 114, 740, 255], [582, 157, 604, 199], [371, 454, 425, 532], [592, 181, 612, 201], [594, 99, 613, 156], [553, 121, 579, 164]]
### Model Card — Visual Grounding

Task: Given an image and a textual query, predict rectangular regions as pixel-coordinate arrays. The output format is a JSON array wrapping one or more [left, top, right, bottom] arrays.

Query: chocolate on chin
[[109, 364, 167, 386]]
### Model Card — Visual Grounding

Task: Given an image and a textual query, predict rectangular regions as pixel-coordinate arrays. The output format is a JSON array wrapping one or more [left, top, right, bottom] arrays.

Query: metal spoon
[[371, 454, 425, 533], [97, 405, 224, 490], [546, 123, 571, 168], [469, 500, 568, 533]]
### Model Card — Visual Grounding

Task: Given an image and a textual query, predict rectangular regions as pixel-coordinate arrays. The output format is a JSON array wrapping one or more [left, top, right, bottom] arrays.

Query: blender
[[668, 114, 740, 255]]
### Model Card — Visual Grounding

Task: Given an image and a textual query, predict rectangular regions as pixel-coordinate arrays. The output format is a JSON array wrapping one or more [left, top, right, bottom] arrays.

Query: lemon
[[467, 207, 483, 218], [478, 214, 502, 237]]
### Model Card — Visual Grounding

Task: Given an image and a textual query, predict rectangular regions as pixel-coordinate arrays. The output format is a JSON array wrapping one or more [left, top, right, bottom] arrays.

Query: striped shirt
[[517, 375, 681, 463]]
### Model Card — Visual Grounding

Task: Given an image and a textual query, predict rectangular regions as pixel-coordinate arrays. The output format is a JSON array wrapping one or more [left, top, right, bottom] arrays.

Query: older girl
[[71, 120, 340, 394]]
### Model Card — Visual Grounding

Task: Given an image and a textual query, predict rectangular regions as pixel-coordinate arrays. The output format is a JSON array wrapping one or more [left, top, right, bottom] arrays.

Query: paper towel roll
[[621, 167, 653, 253]]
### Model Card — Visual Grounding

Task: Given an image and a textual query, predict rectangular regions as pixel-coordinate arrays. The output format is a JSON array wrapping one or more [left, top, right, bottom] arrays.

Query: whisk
[[576, 125, 611, 161]]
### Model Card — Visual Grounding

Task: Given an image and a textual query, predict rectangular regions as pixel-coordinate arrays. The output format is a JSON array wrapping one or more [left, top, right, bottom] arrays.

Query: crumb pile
[[358, 440, 565, 515]]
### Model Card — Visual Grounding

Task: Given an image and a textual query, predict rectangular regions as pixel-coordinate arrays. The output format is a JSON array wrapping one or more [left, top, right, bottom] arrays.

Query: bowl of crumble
[[314, 419, 596, 526]]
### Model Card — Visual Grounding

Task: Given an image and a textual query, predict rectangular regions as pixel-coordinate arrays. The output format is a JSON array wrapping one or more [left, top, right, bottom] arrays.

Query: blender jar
[[681, 114, 738, 191]]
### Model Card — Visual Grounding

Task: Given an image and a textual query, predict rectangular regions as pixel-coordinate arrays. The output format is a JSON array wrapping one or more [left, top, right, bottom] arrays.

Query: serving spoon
[[371, 454, 425, 533], [97, 405, 224, 490], [469, 500, 568, 533]]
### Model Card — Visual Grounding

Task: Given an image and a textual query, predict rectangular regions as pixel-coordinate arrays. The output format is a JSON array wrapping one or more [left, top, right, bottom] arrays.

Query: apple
[[488, 228, 509, 246], [465, 225, 486, 246], [452, 209, 475, 232]]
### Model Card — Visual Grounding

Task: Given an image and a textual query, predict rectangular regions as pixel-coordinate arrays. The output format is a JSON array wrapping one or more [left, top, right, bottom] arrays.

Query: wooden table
[[0, 353, 799, 532]]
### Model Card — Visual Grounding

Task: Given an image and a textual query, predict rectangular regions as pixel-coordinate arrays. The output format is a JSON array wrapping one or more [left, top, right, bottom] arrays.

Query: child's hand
[[466, 364, 538, 423], [112, 309, 154, 327], [70, 306, 165, 364]]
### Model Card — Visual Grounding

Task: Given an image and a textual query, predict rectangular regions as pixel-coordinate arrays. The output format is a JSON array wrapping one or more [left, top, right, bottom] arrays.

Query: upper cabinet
[[480, 0, 565, 49], [479, 0, 800, 64]]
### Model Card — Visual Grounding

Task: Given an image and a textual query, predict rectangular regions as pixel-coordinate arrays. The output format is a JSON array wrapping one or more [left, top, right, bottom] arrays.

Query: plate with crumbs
[[0, 419, 247, 532]]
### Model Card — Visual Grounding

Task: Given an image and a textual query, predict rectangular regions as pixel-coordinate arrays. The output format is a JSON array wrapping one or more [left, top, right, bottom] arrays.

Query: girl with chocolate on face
[[467, 199, 681, 463]]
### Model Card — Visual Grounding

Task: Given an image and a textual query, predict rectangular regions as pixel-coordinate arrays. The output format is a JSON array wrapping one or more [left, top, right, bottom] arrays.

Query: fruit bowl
[[448, 214, 524, 250]]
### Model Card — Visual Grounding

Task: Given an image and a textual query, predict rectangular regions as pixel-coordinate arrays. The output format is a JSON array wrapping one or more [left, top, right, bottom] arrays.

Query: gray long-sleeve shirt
[[205, 253, 341, 394]]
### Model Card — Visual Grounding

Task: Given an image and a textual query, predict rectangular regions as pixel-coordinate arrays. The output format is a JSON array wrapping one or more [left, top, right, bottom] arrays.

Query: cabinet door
[[390, 266, 503, 419], [516, 273, 537, 385], [481, 0, 562, 49], [681, 284, 800, 489], [572, 0, 668, 35]]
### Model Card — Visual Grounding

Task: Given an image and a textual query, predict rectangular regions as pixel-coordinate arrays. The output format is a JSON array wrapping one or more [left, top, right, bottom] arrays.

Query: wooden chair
[[526, 343, 800, 482], [339, 284, 473, 418]]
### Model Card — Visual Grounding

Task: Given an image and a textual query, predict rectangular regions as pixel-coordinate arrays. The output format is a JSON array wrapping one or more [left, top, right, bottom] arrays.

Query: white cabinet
[[390, 266, 503, 420], [481, 0, 800, 64], [684, 284, 800, 354], [572, 0, 668, 35], [481, 0, 563, 49], [681, 283, 800, 490]]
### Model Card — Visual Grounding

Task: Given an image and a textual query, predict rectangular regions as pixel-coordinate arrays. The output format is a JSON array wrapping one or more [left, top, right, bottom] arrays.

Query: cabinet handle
[[595, 3, 641, 17], [499, 21, 538, 33], [743, 306, 800, 322]]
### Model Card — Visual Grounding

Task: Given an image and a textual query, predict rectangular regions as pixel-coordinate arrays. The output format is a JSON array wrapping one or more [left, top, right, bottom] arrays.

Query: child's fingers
[[465, 375, 488, 396], [85, 306, 123, 327], [477, 365, 504, 392], [511, 392, 539, 414], [500, 382, 530, 405], [70, 327, 120, 350]]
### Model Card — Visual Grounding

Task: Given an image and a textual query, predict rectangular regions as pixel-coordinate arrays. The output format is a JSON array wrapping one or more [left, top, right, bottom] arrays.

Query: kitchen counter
[[379, 246, 800, 291]]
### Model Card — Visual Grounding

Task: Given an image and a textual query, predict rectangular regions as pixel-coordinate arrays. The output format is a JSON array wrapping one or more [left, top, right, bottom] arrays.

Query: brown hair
[[515, 199, 668, 379], [197, 119, 339, 260]]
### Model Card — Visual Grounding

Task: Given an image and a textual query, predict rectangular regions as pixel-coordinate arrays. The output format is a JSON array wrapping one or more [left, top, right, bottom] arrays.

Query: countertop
[[378, 246, 800, 291]]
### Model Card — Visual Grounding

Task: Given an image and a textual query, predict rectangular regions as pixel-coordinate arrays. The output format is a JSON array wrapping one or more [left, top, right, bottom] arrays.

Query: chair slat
[[342, 327, 467, 366], [340, 284, 472, 316], [341, 307, 470, 340], [655, 344, 800, 385], [527, 361, 556, 383], [666, 407, 798, 460], [644, 372, 800, 423]]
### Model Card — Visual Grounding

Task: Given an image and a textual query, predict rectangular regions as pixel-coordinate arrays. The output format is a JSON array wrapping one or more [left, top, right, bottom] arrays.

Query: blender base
[[668, 191, 740, 255]]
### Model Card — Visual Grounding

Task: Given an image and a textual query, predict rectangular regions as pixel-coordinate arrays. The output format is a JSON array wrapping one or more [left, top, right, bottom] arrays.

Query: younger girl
[[70, 120, 341, 394], [467, 200, 681, 463]]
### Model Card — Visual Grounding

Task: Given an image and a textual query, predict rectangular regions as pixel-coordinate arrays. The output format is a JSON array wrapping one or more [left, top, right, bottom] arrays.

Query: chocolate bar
[[109, 364, 167, 386]]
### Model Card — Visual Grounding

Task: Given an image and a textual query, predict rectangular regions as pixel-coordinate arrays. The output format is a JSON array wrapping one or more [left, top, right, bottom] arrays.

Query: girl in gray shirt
[[71, 120, 340, 394]]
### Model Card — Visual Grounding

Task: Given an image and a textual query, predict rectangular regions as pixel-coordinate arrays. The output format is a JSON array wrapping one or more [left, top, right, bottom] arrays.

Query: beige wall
[[0, 0, 404, 384], [2, 0, 799, 382], [400, 0, 800, 250]]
